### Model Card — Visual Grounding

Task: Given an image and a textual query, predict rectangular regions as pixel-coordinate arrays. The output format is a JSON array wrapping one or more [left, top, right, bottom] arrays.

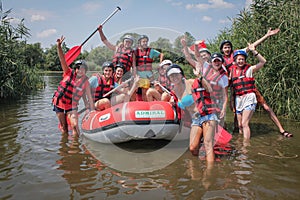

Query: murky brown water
[[0, 74, 299, 200]]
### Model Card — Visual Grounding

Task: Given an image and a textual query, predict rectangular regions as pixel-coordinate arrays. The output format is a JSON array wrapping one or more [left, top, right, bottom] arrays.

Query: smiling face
[[211, 58, 223, 70], [200, 52, 211, 62], [123, 39, 133, 49], [222, 43, 232, 57], [235, 55, 246, 67], [75, 66, 86, 78], [169, 73, 183, 84], [115, 67, 124, 78], [159, 64, 170, 75], [103, 67, 113, 79], [139, 38, 148, 49]]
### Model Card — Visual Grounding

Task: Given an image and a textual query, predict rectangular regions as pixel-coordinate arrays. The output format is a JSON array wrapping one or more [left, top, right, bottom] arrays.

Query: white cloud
[[37, 29, 57, 38], [82, 2, 102, 13], [186, 0, 234, 10], [22, 9, 53, 22], [31, 14, 45, 22], [219, 18, 231, 24], [202, 16, 212, 22]]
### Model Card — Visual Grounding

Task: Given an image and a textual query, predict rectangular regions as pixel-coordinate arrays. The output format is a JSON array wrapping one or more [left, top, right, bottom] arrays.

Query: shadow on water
[[115, 139, 171, 153], [0, 74, 300, 199]]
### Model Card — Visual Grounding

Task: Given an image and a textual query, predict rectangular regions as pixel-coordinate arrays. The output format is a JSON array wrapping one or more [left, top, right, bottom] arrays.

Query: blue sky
[[3, 0, 252, 51]]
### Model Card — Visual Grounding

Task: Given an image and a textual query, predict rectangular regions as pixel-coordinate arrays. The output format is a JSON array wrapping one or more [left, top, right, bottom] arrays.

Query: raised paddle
[[65, 6, 121, 66]]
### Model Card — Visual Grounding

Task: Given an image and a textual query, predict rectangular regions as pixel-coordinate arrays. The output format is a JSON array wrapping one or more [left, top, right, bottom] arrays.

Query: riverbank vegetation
[[0, 3, 44, 98], [0, 0, 298, 120]]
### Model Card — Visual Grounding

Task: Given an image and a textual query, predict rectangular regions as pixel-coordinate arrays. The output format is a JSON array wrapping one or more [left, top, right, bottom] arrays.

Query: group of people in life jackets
[[52, 25, 293, 163]]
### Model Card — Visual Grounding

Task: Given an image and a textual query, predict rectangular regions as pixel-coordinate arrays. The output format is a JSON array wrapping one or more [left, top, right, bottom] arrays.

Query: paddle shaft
[[103, 77, 133, 98], [65, 6, 121, 65], [80, 6, 121, 47], [157, 82, 171, 95], [78, 107, 87, 115]]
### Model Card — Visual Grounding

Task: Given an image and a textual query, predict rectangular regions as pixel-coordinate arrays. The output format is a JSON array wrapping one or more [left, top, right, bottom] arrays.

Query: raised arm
[[98, 25, 116, 51], [56, 36, 68, 73], [181, 37, 197, 68], [181, 37, 205, 76], [245, 28, 280, 52], [248, 43, 266, 73], [159, 52, 164, 63], [194, 41, 204, 63]]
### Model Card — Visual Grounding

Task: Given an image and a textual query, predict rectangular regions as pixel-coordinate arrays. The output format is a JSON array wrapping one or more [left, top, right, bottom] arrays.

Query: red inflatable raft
[[81, 101, 183, 143]]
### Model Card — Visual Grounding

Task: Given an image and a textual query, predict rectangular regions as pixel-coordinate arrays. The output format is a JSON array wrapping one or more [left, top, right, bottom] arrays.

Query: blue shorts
[[236, 103, 256, 114], [53, 105, 77, 114], [191, 113, 219, 127]]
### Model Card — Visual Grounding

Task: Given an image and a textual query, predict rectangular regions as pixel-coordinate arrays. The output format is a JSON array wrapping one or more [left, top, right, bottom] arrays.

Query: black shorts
[[53, 105, 78, 114]]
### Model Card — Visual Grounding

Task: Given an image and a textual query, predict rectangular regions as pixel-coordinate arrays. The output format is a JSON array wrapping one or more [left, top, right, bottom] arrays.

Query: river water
[[0, 74, 299, 200]]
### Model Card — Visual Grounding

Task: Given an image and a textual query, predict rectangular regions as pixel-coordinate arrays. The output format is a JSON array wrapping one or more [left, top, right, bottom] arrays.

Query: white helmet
[[159, 59, 172, 67], [199, 48, 211, 55], [123, 35, 134, 43]]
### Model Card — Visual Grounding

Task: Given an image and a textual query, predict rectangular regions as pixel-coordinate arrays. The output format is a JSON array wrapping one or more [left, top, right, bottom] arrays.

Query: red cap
[[189, 40, 207, 51]]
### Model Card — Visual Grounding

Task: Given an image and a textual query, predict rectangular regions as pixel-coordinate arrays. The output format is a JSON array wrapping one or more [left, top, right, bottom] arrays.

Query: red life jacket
[[223, 53, 234, 71], [135, 48, 153, 71], [92, 74, 115, 102], [169, 87, 192, 128], [203, 65, 227, 102], [52, 68, 89, 110], [191, 78, 220, 117], [112, 47, 133, 73], [231, 64, 256, 96]]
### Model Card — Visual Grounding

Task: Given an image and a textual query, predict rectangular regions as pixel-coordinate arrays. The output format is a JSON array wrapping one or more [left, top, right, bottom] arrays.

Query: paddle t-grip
[[65, 6, 121, 66], [80, 6, 121, 47]]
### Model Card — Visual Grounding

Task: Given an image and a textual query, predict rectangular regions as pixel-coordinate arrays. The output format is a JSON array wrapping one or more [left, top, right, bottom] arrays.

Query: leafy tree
[[0, 2, 43, 98], [87, 46, 113, 71], [209, 0, 300, 120], [20, 42, 45, 69], [150, 37, 172, 50], [44, 42, 68, 71]]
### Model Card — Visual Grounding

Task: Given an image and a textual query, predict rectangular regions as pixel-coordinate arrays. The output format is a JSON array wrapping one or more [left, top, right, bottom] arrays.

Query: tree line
[[0, 0, 299, 120]]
